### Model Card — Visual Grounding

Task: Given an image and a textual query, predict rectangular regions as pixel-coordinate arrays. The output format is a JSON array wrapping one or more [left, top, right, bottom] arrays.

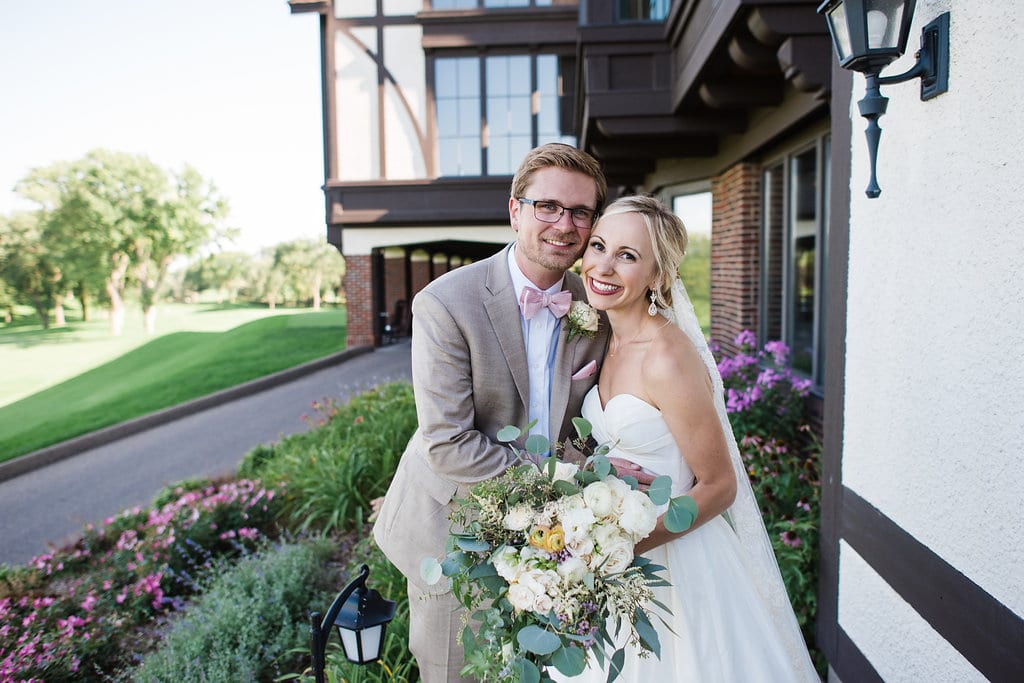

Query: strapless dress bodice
[[581, 387, 694, 496]]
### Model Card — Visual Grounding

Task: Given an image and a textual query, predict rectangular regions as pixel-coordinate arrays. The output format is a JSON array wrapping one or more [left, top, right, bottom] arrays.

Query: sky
[[0, 0, 325, 254]]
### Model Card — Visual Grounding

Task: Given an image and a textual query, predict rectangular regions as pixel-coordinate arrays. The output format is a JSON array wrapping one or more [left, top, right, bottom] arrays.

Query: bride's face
[[581, 211, 659, 313]]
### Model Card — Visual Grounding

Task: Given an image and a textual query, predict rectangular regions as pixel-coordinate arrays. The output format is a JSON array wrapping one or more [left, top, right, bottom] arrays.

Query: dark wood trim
[[326, 177, 511, 227], [842, 489, 1024, 681], [817, 56, 851, 664], [420, 7, 578, 49], [320, 11, 337, 184], [833, 626, 883, 682]]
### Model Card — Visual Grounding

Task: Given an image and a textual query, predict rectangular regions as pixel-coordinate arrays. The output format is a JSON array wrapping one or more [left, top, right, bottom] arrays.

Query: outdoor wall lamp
[[309, 564, 396, 682], [818, 0, 950, 198]]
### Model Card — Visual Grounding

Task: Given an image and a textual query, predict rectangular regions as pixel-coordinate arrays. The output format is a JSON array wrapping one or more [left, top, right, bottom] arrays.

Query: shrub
[[715, 330, 812, 445], [0, 479, 283, 681], [132, 540, 334, 682], [239, 382, 417, 534]]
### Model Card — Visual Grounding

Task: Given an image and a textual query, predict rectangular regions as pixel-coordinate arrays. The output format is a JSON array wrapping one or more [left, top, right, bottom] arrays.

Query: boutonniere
[[563, 300, 599, 341]]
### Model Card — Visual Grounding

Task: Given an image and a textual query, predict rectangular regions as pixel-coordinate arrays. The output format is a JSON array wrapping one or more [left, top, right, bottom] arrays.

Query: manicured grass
[[0, 308, 347, 463], [0, 303, 330, 407]]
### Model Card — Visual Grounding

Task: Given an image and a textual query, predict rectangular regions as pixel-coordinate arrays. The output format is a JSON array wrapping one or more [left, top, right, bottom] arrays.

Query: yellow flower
[[529, 525, 550, 549], [544, 524, 565, 553]]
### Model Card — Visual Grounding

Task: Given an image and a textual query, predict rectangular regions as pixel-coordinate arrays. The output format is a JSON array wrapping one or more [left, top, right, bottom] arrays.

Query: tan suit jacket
[[373, 244, 607, 592]]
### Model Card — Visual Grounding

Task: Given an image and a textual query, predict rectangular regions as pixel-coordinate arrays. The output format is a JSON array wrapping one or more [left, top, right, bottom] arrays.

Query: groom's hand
[[608, 458, 657, 490]]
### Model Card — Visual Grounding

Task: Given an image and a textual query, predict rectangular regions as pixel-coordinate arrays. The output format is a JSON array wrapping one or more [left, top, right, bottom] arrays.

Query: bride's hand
[[608, 457, 657, 490]]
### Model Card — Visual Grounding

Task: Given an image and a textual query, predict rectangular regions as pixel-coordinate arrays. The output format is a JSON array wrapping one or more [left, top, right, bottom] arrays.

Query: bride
[[560, 195, 820, 682]]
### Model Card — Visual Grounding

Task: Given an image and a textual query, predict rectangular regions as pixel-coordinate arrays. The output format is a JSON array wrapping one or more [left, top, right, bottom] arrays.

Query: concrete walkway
[[0, 340, 412, 567]]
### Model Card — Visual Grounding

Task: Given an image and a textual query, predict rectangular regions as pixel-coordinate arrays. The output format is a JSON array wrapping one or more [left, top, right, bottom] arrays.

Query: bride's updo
[[597, 194, 688, 310]]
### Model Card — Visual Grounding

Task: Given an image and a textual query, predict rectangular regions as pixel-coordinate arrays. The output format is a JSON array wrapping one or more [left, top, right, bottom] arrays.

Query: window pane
[[762, 164, 784, 344], [436, 57, 481, 177], [618, 0, 670, 21], [789, 149, 817, 375], [486, 55, 532, 175]]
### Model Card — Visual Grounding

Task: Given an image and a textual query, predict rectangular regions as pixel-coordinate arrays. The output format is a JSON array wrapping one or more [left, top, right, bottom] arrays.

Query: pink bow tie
[[519, 287, 572, 320]]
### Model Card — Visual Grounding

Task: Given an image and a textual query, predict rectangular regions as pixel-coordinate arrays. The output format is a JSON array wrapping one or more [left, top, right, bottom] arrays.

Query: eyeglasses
[[517, 198, 597, 229]]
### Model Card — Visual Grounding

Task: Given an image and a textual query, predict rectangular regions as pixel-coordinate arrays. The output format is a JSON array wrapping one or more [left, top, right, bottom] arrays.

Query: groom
[[373, 144, 643, 681]]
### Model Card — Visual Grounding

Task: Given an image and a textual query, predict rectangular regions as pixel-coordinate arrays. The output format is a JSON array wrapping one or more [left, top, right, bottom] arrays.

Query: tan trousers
[[406, 580, 475, 683]]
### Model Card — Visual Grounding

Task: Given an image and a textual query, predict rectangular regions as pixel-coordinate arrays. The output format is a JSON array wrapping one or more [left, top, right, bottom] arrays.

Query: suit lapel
[[484, 245, 530, 411]]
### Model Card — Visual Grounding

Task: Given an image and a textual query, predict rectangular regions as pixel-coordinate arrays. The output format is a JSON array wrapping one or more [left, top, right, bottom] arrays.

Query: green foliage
[[0, 211, 61, 327], [239, 382, 417, 534], [679, 233, 710, 334], [0, 310, 346, 462], [133, 540, 334, 683], [312, 536, 417, 683], [0, 480, 285, 681]]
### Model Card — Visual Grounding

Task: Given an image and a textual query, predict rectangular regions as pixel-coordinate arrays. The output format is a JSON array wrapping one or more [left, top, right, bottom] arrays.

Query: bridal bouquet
[[421, 419, 697, 682]]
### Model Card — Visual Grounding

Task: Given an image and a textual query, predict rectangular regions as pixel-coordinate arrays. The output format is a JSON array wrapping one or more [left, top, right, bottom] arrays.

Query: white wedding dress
[[558, 385, 820, 683]]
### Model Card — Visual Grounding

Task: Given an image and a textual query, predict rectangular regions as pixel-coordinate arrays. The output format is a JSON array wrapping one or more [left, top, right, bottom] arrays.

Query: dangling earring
[[648, 290, 658, 316]]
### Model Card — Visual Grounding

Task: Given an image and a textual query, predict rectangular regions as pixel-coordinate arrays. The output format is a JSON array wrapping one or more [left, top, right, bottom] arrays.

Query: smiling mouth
[[588, 277, 621, 294], [544, 237, 576, 249]]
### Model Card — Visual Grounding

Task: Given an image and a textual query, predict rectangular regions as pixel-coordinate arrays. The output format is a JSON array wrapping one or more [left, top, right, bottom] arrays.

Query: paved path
[[0, 341, 412, 566]]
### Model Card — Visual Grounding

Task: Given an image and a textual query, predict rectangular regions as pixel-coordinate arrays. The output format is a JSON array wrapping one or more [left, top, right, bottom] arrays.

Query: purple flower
[[734, 330, 758, 348], [763, 340, 790, 364]]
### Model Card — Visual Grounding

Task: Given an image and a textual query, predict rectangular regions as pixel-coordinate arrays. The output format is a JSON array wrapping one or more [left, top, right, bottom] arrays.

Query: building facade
[[819, 1, 1024, 680], [285, 0, 1024, 678]]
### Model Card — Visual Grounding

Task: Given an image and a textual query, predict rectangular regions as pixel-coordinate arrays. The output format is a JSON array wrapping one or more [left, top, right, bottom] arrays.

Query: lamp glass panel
[[361, 625, 384, 661], [826, 3, 853, 61], [338, 626, 363, 662], [864, 0, 905, 49]]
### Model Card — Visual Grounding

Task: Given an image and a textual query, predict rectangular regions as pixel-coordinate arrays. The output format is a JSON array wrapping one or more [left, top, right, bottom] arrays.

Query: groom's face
[[509, 167, 598, 287]]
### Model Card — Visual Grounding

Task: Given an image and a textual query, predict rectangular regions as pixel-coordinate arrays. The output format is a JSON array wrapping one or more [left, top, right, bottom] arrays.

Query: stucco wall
[[840, 1, 1024, 679]]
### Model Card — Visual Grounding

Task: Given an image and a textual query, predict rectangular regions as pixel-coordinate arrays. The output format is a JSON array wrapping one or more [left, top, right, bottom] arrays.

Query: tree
[[15, 150, 232, 335], [0, 212, 62, 328], [184, 251, 255, 303], [269, 239, 345, 309]]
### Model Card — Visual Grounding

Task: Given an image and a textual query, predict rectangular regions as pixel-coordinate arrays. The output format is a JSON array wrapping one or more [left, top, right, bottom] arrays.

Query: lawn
[[0, 303, 347, 462]]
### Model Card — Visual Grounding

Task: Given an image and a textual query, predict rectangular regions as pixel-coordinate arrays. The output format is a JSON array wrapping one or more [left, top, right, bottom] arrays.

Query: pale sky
[[0, 0, 325, 253]]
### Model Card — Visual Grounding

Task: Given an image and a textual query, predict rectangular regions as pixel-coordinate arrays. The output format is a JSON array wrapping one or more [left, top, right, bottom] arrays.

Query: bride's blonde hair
[[597, 194, 688, 309]]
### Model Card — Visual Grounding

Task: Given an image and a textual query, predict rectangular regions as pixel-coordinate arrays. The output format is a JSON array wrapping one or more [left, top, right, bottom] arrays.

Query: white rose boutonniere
[[564, 300, 599, 341]]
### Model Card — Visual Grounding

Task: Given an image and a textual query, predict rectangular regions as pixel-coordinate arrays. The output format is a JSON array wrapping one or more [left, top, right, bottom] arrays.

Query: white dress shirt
[[507, 245, 564, 441]]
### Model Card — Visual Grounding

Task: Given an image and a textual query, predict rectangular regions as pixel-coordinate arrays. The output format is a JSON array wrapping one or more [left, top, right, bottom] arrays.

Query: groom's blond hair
[[510, 143, 608, 210]]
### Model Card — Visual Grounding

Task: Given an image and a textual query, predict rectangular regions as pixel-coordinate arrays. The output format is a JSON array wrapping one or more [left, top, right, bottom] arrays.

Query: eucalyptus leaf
[[594, 444, 611, 456], [461, 624, 478, 656], [633, 608, 661, 658], [551, 644, 587, 676], [605, 648, 625, 683], [553, 480, 580, 496], [497, 425, 521, 442], [441, 550, 472, 575], [517, 625, 561, 655], [468, 562, 498, 579], [647, 475, 673, 505], [513, 658, 541, 683], [592, 454, 611, 479], [571, 416, 593, 440], [455, 537, 491, 552], [665, 495, 699, 533], [619, 475, 639, 490], [420, 557, 443, 585], [545, 456, 558, 479], [526, 434, 551, 456]]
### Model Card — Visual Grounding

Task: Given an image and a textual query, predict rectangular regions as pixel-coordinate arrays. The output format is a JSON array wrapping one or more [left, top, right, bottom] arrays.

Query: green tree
[[680, 233, 710, 333], [270, 238, 344, 309], [15, 150, 231, 335], [0, 212, 62, 328], [184, 250, 255, 303]]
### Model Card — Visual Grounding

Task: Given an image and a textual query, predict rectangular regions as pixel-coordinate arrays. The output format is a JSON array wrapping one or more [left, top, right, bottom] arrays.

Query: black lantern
[[309, 564, 396, 683], [818, 1, 950, 197]]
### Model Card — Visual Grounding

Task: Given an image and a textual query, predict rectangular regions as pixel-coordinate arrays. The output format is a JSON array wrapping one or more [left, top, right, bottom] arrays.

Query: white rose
[[508, 583, 536, 611], [560, 506, 596, 539], [551, 460, 579, 483], [565, 534, 594, 560], [594, 536, 634, 574], [556, 555, 588, 584], [491, 546, 522, 582], [604, 476, 633, 516], [591, 521, 622, 548], [533, 592, 554, 615], [569, 301, 599, 332], [503, 504, 534, 531], [583, 481, 615, 518], [617, 491, 658, 541]]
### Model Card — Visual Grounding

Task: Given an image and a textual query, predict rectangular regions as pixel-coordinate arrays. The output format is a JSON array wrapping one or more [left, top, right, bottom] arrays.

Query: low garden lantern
[[309, 564, 396, 682]]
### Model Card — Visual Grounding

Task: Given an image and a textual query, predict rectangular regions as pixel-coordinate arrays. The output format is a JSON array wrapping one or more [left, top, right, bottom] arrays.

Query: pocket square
[[571, 360, 598, 380]]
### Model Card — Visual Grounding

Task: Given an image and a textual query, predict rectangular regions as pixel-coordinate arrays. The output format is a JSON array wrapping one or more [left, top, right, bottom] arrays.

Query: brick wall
[[344, 254, 375, 348], [710, 162, 762, 357]]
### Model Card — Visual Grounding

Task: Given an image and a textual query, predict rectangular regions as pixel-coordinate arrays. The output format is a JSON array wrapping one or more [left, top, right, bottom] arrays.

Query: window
[[431, 0, 553, 8], [617, 0, 670, 21], [435, 54, 574, 177], [761, 136, 830, 388]]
